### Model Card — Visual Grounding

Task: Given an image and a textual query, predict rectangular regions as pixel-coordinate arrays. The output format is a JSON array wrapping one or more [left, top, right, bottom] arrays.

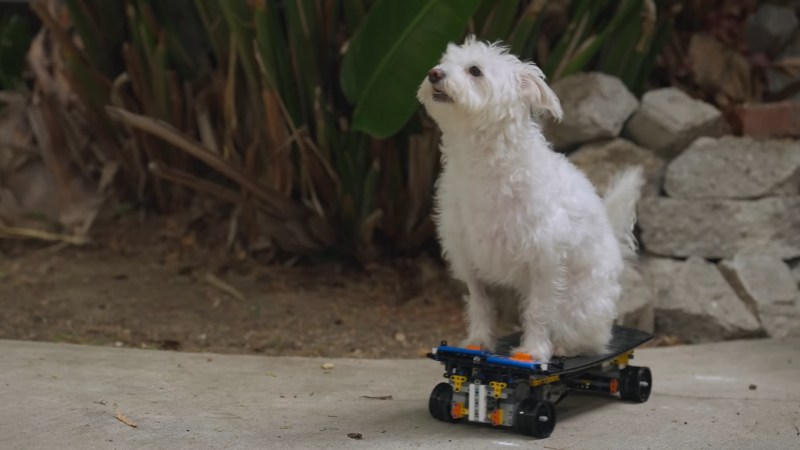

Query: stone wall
[[546, 73, 800, 343]]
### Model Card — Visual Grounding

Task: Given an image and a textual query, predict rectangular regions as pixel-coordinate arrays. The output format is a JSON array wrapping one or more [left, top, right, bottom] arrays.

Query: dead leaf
[[203, 272, 245, 301], [688, 33, 754, 104], [320, 362, 335, 370]]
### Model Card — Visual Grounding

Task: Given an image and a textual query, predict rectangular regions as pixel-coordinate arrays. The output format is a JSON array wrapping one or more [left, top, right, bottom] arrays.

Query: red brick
[[734, 101, 800, 137]]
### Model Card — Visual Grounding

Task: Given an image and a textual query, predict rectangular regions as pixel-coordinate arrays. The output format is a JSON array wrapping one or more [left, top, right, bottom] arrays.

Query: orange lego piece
[[610, 378, 619, 394], [491, 409, 504, 426], [465, 345, 482, 351], [451, 402, 462, 419], [511, 352, 533, 361]]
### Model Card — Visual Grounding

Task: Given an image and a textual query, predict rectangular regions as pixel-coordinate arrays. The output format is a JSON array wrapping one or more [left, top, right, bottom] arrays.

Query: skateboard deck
[[429, 326, 653, 376], [494, 325, 653, 375]]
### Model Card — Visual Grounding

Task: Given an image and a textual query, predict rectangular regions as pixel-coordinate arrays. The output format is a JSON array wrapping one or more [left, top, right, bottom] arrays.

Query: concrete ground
[[1, 338, 798, 449]]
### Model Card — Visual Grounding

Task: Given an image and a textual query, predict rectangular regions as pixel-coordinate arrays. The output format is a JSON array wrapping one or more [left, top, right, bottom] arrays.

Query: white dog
[[417, 36, 643, 361]]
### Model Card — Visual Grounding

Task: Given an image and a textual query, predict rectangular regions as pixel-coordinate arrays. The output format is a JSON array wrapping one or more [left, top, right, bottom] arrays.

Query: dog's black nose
[[428, 69, 445, 83]]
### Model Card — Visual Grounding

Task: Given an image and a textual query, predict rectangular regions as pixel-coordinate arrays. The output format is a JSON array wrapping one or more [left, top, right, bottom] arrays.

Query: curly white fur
[[417, 36, 644, 361]]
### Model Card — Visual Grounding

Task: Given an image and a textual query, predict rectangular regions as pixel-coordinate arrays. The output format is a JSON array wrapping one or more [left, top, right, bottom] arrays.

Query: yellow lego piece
[[530, 374, 561, 387], [450, 375, 467, 392], [488, 381, 507, 398], [612, 351, 633, 367]]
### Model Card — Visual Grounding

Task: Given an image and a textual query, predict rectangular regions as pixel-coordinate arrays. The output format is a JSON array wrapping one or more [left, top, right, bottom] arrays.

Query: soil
[[0, 214, 467, 359]]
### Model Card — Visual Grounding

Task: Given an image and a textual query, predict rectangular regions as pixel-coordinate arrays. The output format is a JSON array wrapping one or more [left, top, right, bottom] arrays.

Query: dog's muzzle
[[432, 86, 453, 103], [428, 69, 453, 103]]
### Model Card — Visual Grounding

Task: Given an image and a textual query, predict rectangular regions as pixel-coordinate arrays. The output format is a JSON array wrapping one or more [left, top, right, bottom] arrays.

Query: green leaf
[[62, 0, 106, 72], [508, 0, 547, 57], [472, 0, 498, 36], [553, 0, 641, 80], [0, 14, 32, 89], [253, 0, 301, 122], [630, 14, 673, 95], [220, 1, 264, 123], [282, 0, 324, 124], [479, 0, 520, 43], [343, 0, 368, 35], [543, 0, 600, 77], [341, 0, 480, 138]]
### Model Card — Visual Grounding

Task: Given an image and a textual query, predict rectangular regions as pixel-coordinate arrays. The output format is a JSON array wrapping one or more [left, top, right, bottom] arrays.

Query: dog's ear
[[518, 63, 563, 122]]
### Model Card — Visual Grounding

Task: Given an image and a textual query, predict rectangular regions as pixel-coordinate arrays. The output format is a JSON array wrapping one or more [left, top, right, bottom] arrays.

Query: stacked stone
[[545, 73, 800, 343]]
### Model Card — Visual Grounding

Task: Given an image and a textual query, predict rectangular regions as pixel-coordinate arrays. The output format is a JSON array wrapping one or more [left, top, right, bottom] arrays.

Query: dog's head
[[417, 36, 562, 130]]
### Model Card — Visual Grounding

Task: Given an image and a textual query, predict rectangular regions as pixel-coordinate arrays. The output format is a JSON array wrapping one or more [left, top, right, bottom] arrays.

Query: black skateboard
[[427, 326, 654, 438]]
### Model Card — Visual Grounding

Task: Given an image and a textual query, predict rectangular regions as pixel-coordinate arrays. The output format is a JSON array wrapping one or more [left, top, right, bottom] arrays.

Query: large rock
[[648, 256, 763, 343], [569, 138, 666, 196], [615, 264, 655, 333], [623, 88, 728, 157], [765, 30, 800, 101], [745, 3, 799, 57], [664, 136, 800, 199], [546, 73, 638, 150], [719, 254, 800, 338], [638, 197, 800, 259]]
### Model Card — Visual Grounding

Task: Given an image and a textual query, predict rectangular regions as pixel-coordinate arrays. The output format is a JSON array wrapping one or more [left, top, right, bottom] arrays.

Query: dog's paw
[[460, 336, 496, 353], [511, 340, 553, 362]]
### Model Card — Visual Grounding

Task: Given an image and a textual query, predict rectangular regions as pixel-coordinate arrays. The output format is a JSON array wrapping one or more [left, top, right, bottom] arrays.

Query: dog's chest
[[439, 165, 537, 280]]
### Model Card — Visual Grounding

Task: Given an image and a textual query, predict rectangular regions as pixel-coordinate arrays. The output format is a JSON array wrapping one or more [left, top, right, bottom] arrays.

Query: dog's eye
[[468, 65, 482, 77]]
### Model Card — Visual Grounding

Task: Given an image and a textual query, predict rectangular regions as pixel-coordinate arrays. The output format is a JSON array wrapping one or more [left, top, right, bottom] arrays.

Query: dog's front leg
[[513, 259, 561, 362], [460, 275, 497, 352]]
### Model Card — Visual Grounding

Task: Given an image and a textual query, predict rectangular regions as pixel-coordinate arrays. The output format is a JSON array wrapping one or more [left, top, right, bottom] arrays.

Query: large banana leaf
[[341, 0, 480, 138]]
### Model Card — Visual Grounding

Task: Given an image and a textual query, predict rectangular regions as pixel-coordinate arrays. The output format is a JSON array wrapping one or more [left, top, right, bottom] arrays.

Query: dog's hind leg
[[551, 318, 612, 357], [550, 272, 617, 357]]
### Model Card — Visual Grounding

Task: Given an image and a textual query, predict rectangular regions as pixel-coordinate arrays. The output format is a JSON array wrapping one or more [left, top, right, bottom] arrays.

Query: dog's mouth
[[432, 87, 453, 103]]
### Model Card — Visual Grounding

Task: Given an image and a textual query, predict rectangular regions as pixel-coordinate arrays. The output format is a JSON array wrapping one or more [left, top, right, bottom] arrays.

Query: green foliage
[[27, 0, 674, 261], [0, 14, 33, 89], [476, 0, 673, 96], [31, 0, 475, 261], [341, 0, 481, 138]]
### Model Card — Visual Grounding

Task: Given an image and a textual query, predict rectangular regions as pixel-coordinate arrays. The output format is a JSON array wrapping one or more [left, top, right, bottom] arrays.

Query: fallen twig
[[203, 272, 245, 301], [0, 225, 88, 245], [114, 405, 138, 428], [360, 395, 393, 400]]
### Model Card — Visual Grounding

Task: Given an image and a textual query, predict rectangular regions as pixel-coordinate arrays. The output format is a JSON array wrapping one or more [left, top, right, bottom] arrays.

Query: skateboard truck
[[427, 326, 654, 438]]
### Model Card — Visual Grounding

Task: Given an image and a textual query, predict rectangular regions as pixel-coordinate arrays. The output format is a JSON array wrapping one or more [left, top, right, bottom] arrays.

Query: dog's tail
[[602, 166, 645, 259]]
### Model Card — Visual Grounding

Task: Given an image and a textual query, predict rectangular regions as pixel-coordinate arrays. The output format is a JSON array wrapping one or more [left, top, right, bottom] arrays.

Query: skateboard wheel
[[620, 366, 652, 403], [513, 399, 556, 438], [429, 382, 460, 422]]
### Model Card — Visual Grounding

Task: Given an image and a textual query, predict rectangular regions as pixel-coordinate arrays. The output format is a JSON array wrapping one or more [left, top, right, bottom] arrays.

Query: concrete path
[[1, 338, 798, 449]]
